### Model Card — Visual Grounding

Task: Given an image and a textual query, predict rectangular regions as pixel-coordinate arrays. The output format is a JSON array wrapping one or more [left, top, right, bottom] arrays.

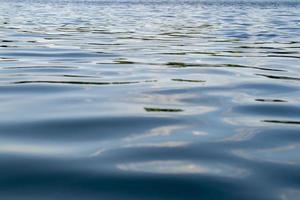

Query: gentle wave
[[0, 0, 300, 200]]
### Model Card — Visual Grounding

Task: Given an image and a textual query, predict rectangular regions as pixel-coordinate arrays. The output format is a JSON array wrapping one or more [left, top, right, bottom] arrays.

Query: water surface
[[0, 0, 300, 199]]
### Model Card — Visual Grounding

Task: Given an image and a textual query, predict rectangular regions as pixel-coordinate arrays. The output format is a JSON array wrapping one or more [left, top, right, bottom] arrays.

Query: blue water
[[0, 0, 300, 199]]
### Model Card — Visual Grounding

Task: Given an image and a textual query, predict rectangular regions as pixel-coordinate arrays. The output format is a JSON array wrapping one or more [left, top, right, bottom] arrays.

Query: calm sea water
[[0, 0, 300, 199]]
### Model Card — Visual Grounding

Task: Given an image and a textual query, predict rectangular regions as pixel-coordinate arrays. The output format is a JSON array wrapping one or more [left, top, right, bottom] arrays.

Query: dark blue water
[[0, 0, 300, 199]]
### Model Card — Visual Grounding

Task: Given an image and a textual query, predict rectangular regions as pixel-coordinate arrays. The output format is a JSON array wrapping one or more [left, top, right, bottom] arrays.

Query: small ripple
[[262, 120, 300, 125], [166, 62, 286, 72], [11, 80, 142, 85], [255, 99, 287, 103], [267, 55, 300, 59], [144, 107, 184, 112], [171, 79, 205, 83], [256, 74, 300, 81]]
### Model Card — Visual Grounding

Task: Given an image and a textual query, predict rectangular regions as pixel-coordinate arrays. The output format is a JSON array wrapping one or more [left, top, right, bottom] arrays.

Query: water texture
[[0, 0, 300, 199]]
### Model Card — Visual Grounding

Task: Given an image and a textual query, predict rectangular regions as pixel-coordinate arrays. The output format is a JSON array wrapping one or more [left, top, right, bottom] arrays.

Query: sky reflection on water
[[0, 0, 300, 199]]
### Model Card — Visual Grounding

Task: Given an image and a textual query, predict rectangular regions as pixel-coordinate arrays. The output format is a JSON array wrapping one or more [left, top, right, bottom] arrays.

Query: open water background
[[0, 0, 300, 199]]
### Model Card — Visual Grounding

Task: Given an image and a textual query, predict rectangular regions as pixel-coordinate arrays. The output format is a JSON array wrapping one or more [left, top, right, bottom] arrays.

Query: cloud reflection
[[0, 143, 67, 156], [117, 160, 247, 177]]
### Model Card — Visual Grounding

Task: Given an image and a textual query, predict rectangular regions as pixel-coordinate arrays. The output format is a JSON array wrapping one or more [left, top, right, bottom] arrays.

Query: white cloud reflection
[[0, 143, 66, 156], [117, 160, 248, 177], [117, 161, 206, 174]]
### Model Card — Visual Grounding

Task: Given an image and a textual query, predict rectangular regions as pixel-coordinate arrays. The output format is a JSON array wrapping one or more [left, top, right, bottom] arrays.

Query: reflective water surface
[[0, 0, 300, 199]]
